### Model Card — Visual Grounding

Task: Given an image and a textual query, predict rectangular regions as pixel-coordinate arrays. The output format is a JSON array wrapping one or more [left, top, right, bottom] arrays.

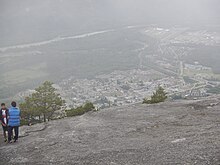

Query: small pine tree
[[20, 81, 65, 122], [143, 86, 167, 104]]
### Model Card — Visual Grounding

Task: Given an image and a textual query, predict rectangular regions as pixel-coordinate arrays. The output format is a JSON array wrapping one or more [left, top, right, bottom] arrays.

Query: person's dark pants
[[2, 125, 8, 139], [8, 126, 19, 142]]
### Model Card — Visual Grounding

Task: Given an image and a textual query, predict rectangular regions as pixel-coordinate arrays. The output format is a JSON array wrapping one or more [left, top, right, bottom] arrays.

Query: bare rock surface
[[0, 97, 220, 164]]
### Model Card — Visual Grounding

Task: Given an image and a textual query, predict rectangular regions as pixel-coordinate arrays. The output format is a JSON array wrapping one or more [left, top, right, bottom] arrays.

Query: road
[[0, 25, 146, 52], [0, 30, 115, 52]]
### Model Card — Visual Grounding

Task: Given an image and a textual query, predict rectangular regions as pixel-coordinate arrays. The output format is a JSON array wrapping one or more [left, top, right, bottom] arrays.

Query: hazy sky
[[0, 0, 220, 46], [1, 0, 220, 22]]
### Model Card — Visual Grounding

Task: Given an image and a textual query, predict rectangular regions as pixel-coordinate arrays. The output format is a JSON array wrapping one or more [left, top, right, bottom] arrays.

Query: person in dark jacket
[[0, 103, 9, 142], [8, 101, 21, 143]]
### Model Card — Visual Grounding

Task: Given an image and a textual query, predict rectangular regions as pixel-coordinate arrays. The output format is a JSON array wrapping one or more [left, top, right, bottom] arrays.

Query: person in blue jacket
[[8, 101, 20, 143]]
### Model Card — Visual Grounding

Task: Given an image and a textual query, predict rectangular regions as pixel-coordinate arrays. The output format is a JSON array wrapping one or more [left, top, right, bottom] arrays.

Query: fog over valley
[[0, 0, 220, 107], [1, 0, 220, 46]]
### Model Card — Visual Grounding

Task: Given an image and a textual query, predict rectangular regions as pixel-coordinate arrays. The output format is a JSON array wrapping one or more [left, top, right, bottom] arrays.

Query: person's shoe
[[4, 139, 7, 142], [8, 141, 13, 144], [14, 139, 17, 143]]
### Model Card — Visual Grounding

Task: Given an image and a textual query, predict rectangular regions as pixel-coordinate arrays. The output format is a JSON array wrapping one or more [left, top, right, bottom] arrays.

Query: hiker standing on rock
[[0, 103, 9, 142], [8, 101, 21, 143]]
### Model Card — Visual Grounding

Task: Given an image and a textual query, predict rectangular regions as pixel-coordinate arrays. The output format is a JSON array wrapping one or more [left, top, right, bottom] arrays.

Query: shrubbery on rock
[[143, 86, 167, 104]]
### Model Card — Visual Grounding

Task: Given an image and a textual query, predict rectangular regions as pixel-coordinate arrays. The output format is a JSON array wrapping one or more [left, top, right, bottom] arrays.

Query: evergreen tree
[[21, 81, 65, 122], [143, 86, 167, 104]]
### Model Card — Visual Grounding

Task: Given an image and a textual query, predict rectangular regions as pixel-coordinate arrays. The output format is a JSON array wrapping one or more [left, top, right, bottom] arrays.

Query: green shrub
[[83, 102, 95, 112], [66, 102, 95, 117], [20, 119, 29, 126], [143, 86, 167, 104]]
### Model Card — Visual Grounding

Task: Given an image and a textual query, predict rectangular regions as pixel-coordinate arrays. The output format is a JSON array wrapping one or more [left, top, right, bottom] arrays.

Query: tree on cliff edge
[[143, 86, 167, 104], [20, 81, 65, 122]]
